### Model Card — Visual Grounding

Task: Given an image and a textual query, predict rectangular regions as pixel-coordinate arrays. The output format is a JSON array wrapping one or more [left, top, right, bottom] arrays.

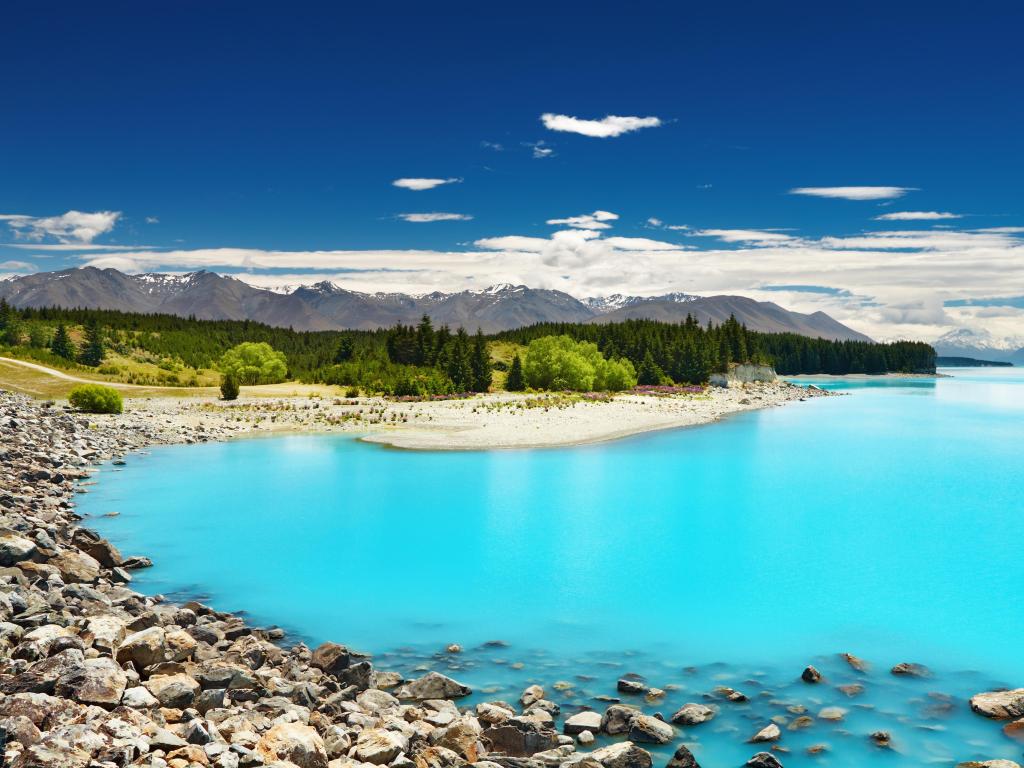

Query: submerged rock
[[749, 723, 780, 743], [627, 715, 673, 744], [891, 662, 931, 678]]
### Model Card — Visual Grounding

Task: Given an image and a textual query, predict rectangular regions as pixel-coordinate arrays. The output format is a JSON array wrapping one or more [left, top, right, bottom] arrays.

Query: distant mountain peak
[[0, 266, 870, 340]]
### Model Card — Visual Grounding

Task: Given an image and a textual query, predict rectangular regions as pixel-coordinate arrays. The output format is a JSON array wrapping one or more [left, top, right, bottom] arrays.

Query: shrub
[[68, 384, 123, 414], [344, 386, 360, 398], [220, 373, 240, 401]]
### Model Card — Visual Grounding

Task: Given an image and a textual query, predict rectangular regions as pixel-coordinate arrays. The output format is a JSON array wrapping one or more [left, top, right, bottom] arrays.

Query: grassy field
[[0, 357, 348, 401]]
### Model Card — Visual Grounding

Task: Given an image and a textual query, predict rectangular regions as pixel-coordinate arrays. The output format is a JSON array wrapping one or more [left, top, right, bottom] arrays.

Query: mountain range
[[0, 267, 872, 341], [932, 328, 1024, 364]]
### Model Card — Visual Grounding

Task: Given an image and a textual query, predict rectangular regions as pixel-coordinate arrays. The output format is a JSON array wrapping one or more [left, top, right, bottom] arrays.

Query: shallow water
[[83, 368, 1024, 766]]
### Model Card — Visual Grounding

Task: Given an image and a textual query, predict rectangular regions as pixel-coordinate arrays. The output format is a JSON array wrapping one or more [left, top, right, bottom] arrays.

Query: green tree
[[220, 372, 240, 400], [219, 341, 288, 384], [28, 324, 50, 348], [506, 353, 525, 391], [333, 335, 355, 363], [446, 328, 473, 391], [636, 349, 664, 385], [470, 329, 492, 392], [50, 324, 77, 360], [522, 335, 637, 391], [78, 320, 105, 367]]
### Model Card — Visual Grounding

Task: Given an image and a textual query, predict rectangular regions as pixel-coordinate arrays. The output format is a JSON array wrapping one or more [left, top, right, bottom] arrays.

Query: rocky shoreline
[[1, 389, 1021, 768]]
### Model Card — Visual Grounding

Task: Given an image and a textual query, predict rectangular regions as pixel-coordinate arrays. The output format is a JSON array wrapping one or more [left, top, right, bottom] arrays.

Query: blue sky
[[2, 1, 1023, 343]]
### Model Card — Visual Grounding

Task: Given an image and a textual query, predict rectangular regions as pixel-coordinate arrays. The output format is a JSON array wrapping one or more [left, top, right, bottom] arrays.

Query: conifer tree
[[79, 320, 106, 367], [446, 328, 473, 391], [470, 328, 492, 392], [333, 335, 355, 363], [506, 353, 525, 391], [50, 324, 76, 360], [636, 349, 663, 385]]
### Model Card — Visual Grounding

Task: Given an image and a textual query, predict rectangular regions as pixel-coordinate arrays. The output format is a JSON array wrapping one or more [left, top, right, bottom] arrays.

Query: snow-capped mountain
[[583, 292, 697, 312], [0, 266, 871, 340], [934, 328, 1024, 362]]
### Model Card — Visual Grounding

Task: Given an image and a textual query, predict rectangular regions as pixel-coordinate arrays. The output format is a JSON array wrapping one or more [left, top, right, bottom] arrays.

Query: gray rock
[[670, 703, 716, 726], [627, 715, 673, 744], [397, 671, 471, 700], [0, 533, 37, 566], [53, 656, 127, 706], [601, 704, 640, 735], [564, 711, 602, 735], [746, 753, 784, 768], [749, 723, 780, 743], [666, 745, 699, 768], [589, 741, 653, 768]]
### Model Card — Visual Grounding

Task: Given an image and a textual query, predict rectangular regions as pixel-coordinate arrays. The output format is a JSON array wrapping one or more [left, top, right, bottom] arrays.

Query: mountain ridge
[[0, 267, 873, 341]]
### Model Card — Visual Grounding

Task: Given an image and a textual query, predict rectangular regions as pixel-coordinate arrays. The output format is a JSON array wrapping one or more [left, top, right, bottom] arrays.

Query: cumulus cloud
[[540, 113, 662, 138], [392, 177, 461, 191], [789, 186, 914, 200], [66, 223, 1024, 344], [397, 213, 473, 222], [2, 210, 121, 243], [690, 229, 796, 244], [874, 211, 961, 221], [546, 210, 619, 230]]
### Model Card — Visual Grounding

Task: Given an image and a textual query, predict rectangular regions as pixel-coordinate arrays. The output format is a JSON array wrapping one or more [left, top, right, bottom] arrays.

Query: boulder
[[627, 715, 673, 744], [521, 684, 545, 707], [49, 550, 101, 583], [121, 685, 160, 708], [970, 689, 1024, 720], [482, 719, 560, 757], [397, 671, 471, 700], [956, 763, 1021, 768], [589, 741, 653, 768], [0, 649, 84, 694], [841, 652, 868, 672], [616, 679, 646, 695], [670, 703, 716, 726], [143, 672, 200, 708], [746, 753, 784, 768], [255, 722, 328, 768], [601, 705, 640, 735], [817, 707, 847, 722], [564, 711, 602, 735], [0, 533, 37, 566], [354, 728, 409, 765], [801, 666, 822, 683], [115, 626, 166, 668], [85, 615, 126, 653], [891, 662, 930, 678], [310, 642, 351, 675], [749, 723, 780, 743], [54, 656, 127, 706], [666, 745, 699, 768]]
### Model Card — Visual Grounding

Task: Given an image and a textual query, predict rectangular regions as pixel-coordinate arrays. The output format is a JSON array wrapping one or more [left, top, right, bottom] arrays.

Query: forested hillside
[[0, 303, 935, 395]]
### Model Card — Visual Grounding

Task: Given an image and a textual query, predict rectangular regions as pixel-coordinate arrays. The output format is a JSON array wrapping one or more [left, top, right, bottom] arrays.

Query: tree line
[[1, 304, 936, 394]]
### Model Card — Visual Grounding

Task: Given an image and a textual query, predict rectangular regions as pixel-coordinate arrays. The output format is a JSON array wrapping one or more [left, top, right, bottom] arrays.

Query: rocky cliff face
[[709, 364, 777, 388]]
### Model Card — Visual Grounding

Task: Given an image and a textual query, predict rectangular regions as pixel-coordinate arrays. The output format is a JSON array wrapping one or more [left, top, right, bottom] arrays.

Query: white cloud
[[481, 141, 504, 151], [546, 210, 619, 230], [789, 186, 914, 200], [392, 177, 461, 191], [397, 212, 473, 222], [691, 229, 796, 243], [646, 218, 663, 227], [145, 216, 160, 224], [0, 260, 35, 272], [66, 224, 1024, 344], [874, 211, 961, 221], [2, 210, 121, 243], [540, 113, 662, 138], [529, 141, 554, 159], [975, 226, 1024, 233]]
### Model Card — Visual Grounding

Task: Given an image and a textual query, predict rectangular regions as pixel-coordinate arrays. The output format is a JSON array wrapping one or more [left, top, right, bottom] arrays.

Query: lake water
[[82, 368, 1024, 767]]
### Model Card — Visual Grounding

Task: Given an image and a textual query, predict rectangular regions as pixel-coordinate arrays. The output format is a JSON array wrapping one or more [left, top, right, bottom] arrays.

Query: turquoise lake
[[82, 368, 1024, 766]]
